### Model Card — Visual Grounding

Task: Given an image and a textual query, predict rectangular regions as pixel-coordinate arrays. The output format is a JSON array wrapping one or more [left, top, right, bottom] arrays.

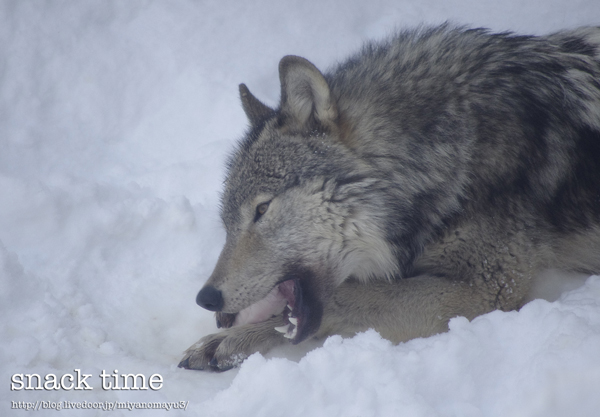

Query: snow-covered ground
[[1, 1, 599, 416]]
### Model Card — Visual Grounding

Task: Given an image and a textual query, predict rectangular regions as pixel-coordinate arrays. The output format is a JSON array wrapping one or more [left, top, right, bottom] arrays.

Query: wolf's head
[[196, 56, 399, 344]]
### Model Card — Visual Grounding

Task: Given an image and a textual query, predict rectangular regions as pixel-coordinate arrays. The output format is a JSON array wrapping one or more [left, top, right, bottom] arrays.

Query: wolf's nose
[[196, 286, 224, 311]]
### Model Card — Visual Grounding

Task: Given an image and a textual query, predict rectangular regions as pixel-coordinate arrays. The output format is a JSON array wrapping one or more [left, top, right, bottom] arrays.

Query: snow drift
[[1, 1, 599, 416]]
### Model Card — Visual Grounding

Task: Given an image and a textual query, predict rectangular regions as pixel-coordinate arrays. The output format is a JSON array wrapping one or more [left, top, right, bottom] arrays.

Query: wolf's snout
[[196, 286, 224, 311]]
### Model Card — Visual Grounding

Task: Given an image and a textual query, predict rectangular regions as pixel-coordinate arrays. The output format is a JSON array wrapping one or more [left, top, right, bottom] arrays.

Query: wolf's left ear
[[279, 56, 338, 130], [239, 84, 275, 126]]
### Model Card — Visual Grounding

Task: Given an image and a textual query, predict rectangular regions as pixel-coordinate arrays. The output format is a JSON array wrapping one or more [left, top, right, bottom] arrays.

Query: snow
[[1, 0, 599, 416]]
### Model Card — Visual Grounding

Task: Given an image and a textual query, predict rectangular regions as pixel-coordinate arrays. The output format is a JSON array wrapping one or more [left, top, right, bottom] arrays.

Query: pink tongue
[[233, 284, 289, 326], [278, 280, 296, 309]]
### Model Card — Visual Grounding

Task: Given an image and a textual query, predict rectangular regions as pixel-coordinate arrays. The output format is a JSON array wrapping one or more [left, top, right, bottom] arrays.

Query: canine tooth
[[289, 326, 298, 339], [288, 317, 298, 326], [274, 325, 289, 334], [283, 332, 294, 339]]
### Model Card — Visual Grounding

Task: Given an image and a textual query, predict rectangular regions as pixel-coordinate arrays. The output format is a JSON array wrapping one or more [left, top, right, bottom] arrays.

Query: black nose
[[196, 286, 224, 311]]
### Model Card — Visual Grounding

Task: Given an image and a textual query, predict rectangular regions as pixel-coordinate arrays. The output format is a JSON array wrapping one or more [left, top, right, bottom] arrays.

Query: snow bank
[[1, 1, 599, 416], [203, 277, 600, 417]]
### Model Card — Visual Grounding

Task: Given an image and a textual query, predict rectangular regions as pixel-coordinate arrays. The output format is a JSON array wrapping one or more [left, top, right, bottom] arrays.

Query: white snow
[[1, 1, 599, 416]]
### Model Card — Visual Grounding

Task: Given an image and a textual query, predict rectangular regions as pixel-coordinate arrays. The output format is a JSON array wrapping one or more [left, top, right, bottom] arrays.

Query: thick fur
[[179, 25, 600, 371]]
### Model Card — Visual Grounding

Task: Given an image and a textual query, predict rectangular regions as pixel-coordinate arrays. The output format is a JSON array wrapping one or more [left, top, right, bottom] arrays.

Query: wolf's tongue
[[232, 284, 288, 326], [278, 279, 296, 310]]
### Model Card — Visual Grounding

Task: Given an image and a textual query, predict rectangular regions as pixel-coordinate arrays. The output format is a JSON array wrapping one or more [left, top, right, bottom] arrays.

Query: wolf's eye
[[254, 201, 270, 222]]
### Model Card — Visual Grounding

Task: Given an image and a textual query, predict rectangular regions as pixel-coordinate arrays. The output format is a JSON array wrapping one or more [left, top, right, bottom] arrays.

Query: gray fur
[[179, 25, 600, 371]]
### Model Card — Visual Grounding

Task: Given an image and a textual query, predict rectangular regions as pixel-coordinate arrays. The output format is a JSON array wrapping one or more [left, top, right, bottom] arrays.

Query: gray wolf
[[179, 25, 600, 371]]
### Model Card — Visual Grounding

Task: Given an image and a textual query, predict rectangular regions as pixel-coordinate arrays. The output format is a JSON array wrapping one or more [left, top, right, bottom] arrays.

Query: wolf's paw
[[178, 332, 237, 372], [178, 318, 288, 372]]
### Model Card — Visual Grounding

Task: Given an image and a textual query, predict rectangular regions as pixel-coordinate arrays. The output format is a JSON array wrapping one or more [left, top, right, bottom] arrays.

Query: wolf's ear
[[239, 84, 275, 126], [279, 55, 338, 129]]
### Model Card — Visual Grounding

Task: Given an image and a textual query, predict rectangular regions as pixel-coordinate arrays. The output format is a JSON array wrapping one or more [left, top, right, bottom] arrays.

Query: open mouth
[[216, 277, 321, 344]]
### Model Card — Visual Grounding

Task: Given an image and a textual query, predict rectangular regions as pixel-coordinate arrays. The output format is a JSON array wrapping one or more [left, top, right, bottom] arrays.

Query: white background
[[1, 1, 600, 416]]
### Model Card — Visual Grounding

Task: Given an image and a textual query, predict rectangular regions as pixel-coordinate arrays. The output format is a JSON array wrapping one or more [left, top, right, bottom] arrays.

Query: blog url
[[11, 400, 189, 412]]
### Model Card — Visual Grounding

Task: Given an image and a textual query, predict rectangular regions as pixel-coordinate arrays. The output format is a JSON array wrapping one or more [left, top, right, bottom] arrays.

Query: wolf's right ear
[[279, 55, 338, 130], [239, 84, 275, 126]]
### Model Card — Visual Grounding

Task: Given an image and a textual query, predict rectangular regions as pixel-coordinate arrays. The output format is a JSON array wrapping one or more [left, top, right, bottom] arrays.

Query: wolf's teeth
[[274, 325, 289, 334], [288, 317, 298, 326]]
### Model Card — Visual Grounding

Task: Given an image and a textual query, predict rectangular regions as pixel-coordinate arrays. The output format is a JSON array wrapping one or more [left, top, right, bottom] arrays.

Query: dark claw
[[178, 356, 208, 371], [178, 357, 190, 369]]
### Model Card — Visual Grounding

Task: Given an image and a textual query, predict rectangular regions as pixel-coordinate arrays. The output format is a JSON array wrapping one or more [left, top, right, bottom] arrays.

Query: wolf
[[179, 25, 600, 371]]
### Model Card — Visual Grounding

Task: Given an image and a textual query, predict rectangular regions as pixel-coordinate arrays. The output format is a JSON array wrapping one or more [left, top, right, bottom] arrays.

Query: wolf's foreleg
[[178, 316, 288, 371], [317, 276, 489, 343]]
